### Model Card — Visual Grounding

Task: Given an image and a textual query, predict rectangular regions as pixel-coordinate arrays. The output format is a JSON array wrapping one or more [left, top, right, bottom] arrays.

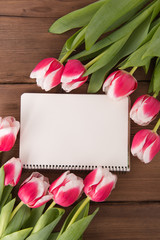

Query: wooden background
[[0, 0, 160, 239]]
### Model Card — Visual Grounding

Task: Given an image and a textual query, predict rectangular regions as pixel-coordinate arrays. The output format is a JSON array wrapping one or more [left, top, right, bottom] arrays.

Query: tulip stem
[[60, 50, 73, 64], [85, 52, 105, 69], [153, 92, 158, 98], [10, 201, 24, 221], [129, 66, 137, 75], [47, 200, 56, 211], [67, 196, 90, 228], [153, 118, 160, 133]]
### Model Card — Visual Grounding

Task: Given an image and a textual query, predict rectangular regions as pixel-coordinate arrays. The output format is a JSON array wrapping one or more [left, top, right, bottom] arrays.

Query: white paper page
[[20, 93, 130, 171]]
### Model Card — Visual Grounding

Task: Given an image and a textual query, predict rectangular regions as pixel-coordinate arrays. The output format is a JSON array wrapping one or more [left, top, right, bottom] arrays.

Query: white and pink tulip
[[30, 58, 64, 91], [61, 59, 88, 92], [18, 172, 52, 208], [0, 117, 20, 152], [130, 95, 160, 126], [103, 70, 137, 100], [49, 171, 84, 207], [4, 158, 22, 186], [131, 129, 160, 163], [84, 167, 117, 202]]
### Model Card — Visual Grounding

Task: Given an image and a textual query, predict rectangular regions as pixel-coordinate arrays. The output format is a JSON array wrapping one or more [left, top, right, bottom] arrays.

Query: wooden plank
[[0, 15, 153, 84], [0, 82, 160, 201], [83, 202, 160, 239], [0, 0, 95, 18]]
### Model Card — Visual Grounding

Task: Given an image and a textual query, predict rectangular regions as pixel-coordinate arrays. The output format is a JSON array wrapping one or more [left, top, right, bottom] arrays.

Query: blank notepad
[[20, 93, 130, 171]]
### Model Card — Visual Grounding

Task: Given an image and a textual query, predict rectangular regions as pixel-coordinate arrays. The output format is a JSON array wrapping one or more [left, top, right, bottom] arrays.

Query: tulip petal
[[103, 71, 118, 93], [49, 172, 84, 207], [4, 158, 22, 186], [49, 171, 69, 193], [29, 195, 52, 208], [30, 58, 54, 79], [61, 60, 86, 83], [84, 167, 103, 195], [62, 76, 88, 92], [131, 129, 150, 156], [54, 187, 81, 207], [130, 95, 160, 126], [108, 73, 137, 99], [84, 167, 117, 202], [43, 63, 64, 91]]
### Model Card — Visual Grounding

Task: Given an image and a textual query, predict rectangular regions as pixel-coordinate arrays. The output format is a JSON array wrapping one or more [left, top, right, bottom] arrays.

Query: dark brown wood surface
[[0, 1, 160, 239]]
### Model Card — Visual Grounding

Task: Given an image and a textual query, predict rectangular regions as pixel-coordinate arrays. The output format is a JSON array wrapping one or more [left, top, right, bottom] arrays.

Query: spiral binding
[[23, 164, 128, 172]]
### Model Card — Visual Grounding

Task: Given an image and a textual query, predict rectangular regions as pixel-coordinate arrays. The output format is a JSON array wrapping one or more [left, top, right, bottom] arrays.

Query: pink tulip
[[4, 158, 22, 186], [18, 172, 52, 208], [49, 171, 84, 207], [84, 167, 117, 202], [0, 117, 20, 152], [103, 70, 137, 100], [30, 58, 64, 91], [130, 95, 160, 126], [131, 129, 160, 163], [61, 60, 88, 92]]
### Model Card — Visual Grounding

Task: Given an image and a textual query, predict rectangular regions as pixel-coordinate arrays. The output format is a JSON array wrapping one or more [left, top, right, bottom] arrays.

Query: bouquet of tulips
[[0, 155, 117, 240]]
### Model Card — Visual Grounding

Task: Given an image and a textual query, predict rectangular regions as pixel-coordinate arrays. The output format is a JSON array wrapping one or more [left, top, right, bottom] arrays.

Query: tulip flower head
[[49, 171, 84, 207], [103, 70, 137, 100], [0, 117, 20, 152], [84, 167, 117, 202], [61, 59, 88, 92], [131, 129, 160, 163], [130, 95, 160, 126], [18, 172, 52, 208], [30, 58, 64, 91], [4, 158, 22, 186]]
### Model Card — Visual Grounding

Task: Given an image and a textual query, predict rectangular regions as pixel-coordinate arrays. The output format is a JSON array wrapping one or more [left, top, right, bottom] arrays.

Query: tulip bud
[[30, 58, 64, 91], [130, 95, 160, 126], [49, 171, 84, 207], [84, 167, 117, 202], [0, 117, 20, 152], [61, 59, 88, 92], [103, 70, 137, 100], [18, 172, 52, 208], [4, 158, 22, 186], [131, 129, 160, 163]]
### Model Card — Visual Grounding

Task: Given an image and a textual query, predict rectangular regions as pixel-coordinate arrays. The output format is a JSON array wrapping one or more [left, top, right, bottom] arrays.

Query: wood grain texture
[[83, 202, 160, 239], [0, 0, 95, 18]]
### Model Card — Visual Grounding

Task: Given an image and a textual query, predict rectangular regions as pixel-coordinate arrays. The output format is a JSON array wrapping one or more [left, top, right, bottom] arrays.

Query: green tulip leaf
[[72, 0, 155, 60], [59, 199, 90, 236], [58, 27, 86, 61], [49, 0, 106, 34], [0, 228, 32, 240], [85, 0, 149, 50], [0, 199, 15, 237], [26, 208, 64, 240], [0, 166, 5, 202], [48, 233, 59, 240], [5, 194, 12, 205], [32, 208, 64, 234], [149, 58, 160, 95], [142, 25, 160, 59], [84, 34, 130, 76], [3, 205, 30, 236], [58, 208, 99, 240], [0, 186, 13, 211], [22, 204, 45, 229]]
